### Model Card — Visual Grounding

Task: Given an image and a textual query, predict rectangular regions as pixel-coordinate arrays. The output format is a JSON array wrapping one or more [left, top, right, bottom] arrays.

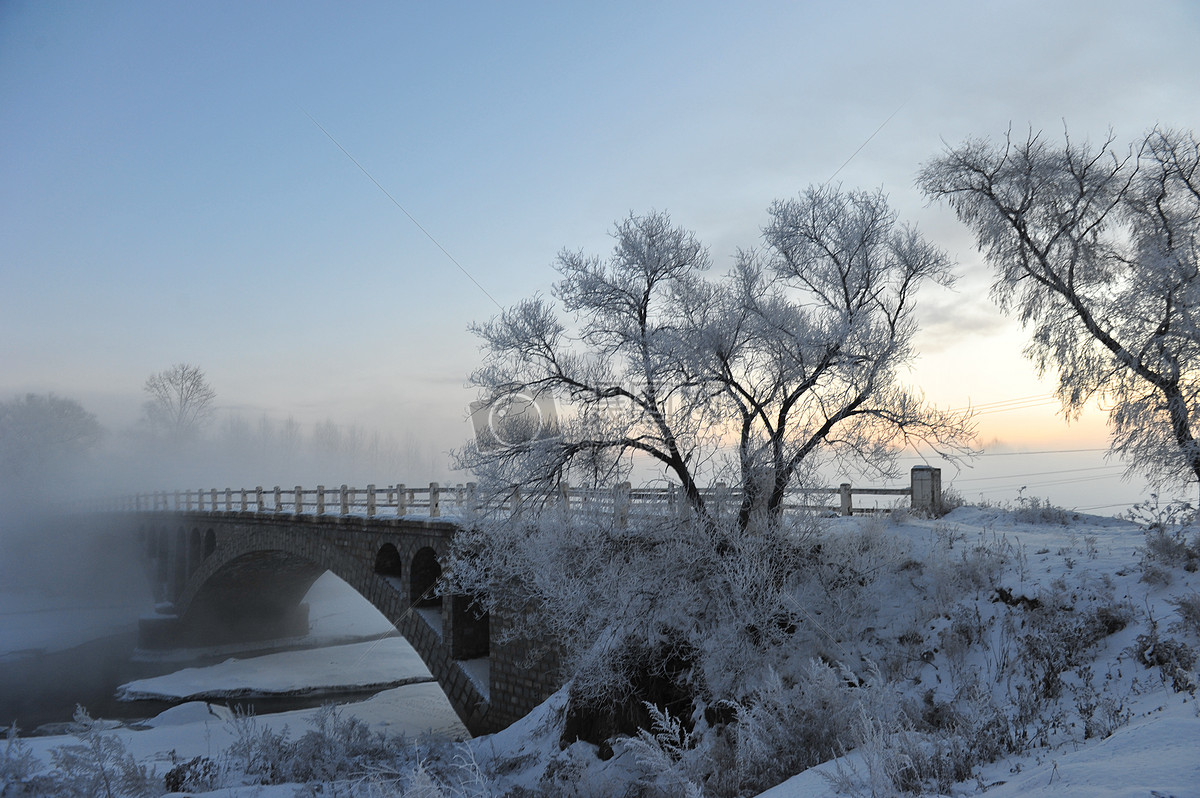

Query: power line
[[823, 101, 906, 186], [976, 447, 1110, 457], [968, 472, 1128, 494], [898, 447, 1109, 459], [304, 110, 504, 311], [953, 465, 1125, 483]]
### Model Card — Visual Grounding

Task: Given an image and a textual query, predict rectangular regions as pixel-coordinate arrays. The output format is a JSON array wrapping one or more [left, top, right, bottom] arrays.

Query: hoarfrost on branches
[[920, 126, 1200, 498], [458, 188, 975, 534]]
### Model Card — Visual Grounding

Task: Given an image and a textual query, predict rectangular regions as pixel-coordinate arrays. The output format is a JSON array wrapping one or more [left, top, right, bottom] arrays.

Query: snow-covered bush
[[1, 722, 41, 794], [1011, 493, 1074, 525], [1169, 591, 1200, 637], [225, 704, 402, 787], [162, 755, 218, 793], [47, 706, 160, 798], [1132, 626, 1198, 695]]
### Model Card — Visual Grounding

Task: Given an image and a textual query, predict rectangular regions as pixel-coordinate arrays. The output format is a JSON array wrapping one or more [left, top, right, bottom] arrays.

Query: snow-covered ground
[[116, 638, 436, 701], [4, 506, 1199, 796]]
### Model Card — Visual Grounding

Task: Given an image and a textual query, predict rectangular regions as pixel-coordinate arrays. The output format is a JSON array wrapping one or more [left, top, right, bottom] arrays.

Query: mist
[[0, 390, 464, 731]]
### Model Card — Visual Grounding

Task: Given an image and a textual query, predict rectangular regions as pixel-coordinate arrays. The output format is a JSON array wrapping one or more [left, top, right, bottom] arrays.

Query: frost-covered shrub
[[225, 704, 399, 786], [1011, 492, 1075, 525], [162, 756, 218, 793], [1, 722, 42, 793], [939, 484, 966, 513], [1018, 594, 1131, 700], [47, 706, 161, 798], [1129, 496, 1200, 581], [1169, 591, 1200, 637], [1068, 666, 1131, 741], [1141, 529, 1200, 578], [626, 660, 898, 798], [1133, 629, 1198, 694], [1126, 494, 1196, 532], [925, 530, 1015, 611]]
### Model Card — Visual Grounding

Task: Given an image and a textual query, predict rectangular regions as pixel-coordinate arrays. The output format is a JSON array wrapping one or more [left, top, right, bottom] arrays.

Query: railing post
[[316, 485, 326, 515], [340, 485, 349, 515], [366, 484, 376, 517], [184, 490, 192, 512], [173, 491, 180, 511], [396, 484, 407, 515], [615, 481, 631, 528], [274, 486, 282, 513], [558, 480, 570, 516], [910, 466, 942, 516], [224, 488, 232, 512], [198, 489, 206, 512], [429, 482, 441, 517], [715, 481, 728, 522], [466, 482, 478, 515], [839, 483, 853, 517], [240, 489, 248, 513], [210, 488, 218, 510], [255, 486, 263, 513], [295, 486, 303, 515]]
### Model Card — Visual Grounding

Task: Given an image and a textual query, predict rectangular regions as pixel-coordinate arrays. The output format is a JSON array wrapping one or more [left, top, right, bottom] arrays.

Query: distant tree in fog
[[142, 363, 216, 444], [0, 393, 103, 483], [921, 127, 1200, 498]]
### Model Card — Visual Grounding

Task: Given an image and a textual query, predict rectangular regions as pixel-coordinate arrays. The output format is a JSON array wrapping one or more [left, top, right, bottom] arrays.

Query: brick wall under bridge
[[128, 511, 559, 736]]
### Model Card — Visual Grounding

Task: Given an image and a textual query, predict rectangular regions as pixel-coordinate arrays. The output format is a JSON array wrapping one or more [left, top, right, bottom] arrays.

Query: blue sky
[[3, 1, 1199, 508]]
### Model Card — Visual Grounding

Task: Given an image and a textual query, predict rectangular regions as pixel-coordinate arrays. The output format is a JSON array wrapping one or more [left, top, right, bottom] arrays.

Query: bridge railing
[[109, 466, 942, 521]]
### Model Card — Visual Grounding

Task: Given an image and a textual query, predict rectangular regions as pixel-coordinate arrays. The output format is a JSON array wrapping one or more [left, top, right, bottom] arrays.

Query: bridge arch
[[411, 546, 441, 607], [374, 543, 403, 580], [160, 517, 493, 734]]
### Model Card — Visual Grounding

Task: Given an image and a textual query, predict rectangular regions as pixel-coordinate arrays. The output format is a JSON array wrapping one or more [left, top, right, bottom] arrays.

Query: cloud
[[915, 291, 1011, 354]]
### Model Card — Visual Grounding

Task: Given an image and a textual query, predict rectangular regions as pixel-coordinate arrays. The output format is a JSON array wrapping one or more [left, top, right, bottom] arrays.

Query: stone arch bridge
[[113, 469, 939, 737], [128, 505, 555, 736]]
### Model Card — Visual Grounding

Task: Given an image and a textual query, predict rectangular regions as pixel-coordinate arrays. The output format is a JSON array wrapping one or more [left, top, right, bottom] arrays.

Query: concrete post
[[396, 484, 407, 515], [839, 483, 853, 516], [316, 485, 325, 515], [198, 489, 206, 512], [467, 482, 478, 515], [715, 481, 729, 522], [366, 484, 376, 517], [429, 482, 441, 517], [255, 486, 263, 513], [340, 485, 349, 515], [240, 489, 248, 512], [910, 466, 942, 516], [225, 488, 232, 512], [211, 488, 218, 510], [615, 482, 631, 528], [294, 486, 303, 515]]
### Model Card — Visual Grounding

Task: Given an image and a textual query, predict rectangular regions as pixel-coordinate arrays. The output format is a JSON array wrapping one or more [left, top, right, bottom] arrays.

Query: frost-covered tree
[[920, 127, 1200, 497], [459, 188, 973, 532], [142, 363, 216, 443], [450, 190, 974, 776], [0, 393, 103, 484]]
